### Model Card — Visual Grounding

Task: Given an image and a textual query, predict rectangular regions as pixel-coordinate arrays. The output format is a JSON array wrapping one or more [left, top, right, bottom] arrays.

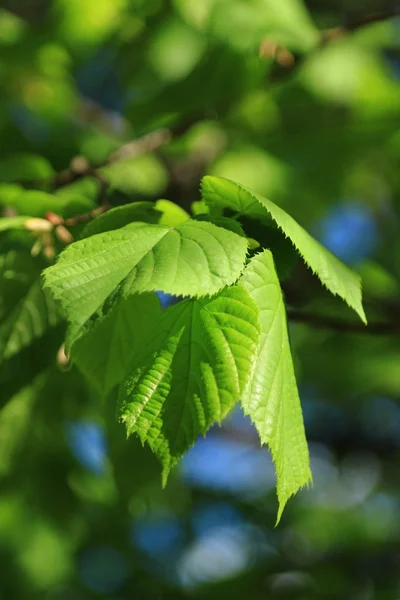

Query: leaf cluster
[[37, 176, 366, 519]]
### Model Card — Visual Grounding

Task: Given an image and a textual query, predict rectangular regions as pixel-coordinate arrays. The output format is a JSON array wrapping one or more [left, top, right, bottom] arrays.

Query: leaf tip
[[161, 464, 171, 488], [275, 472, 313, 526]]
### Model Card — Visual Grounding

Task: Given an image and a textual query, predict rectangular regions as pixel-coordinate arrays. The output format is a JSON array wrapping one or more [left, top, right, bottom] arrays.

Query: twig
[[51, 129, 172, 192], [261, 8, 400, 77], [287, 309, 400, 335]]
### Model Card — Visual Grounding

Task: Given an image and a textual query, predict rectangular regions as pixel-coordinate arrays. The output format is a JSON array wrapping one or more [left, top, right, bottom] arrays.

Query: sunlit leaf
[[202, 176, 366, 322], [240, 250, 311, 521], [119, 286, 260, 480], [44, 220, 248, 346], [80, 202, 161, 238]]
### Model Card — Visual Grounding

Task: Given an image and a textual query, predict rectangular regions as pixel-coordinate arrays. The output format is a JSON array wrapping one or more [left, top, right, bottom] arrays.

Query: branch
[[287, 309, 400, 335], [50, 128, 173, 192], [260, 8, 400, 77]]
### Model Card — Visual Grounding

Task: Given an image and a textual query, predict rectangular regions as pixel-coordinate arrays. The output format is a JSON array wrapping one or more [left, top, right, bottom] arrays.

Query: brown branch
[[261, 8, 400, 78], [50, 129, 173, 192], [321, 9, 400, 43], [287, 309, 400, 335]]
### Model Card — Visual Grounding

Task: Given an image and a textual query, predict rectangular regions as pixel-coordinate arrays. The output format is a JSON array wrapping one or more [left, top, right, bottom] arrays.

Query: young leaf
[[155, 199, 190, 226], [239, 250, 312, 522], [72, 294, 161, 396], [0, 216, 30, 232], [119, 286, 260, 481], [43, 220, 248, 345], [80, 202, 161, 239], [202, 176, 366, 323]]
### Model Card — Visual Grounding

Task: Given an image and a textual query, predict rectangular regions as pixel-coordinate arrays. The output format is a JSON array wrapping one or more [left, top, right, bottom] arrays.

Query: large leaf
[[0, 252, 60, 362], [72, 294, 161, 396], [202, 176, 366, 323], [239, 250, 311, 522], [119, 286, 260, 480], [44, 220, 248, 345]]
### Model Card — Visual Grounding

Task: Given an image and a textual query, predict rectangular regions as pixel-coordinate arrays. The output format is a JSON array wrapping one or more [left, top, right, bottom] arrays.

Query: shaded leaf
[[0, 278, 60, 362], [72, 294, 161, 396]]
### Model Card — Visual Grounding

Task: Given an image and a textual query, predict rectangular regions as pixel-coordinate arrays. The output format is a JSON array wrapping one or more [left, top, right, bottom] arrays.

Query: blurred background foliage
[[1, 0, 400, 598]]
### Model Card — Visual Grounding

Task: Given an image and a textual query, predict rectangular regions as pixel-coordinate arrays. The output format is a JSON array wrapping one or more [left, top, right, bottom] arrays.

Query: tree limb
[[287, 309, 400, 335], [261, 8, 400, 77]]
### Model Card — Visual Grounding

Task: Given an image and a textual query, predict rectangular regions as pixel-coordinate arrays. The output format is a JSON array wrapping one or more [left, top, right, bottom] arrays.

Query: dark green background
[[1, 1, 400, 598]]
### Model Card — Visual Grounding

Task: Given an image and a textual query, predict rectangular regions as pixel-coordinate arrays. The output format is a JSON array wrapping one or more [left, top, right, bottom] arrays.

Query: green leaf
[[72, 294, 161, 396], [2, 189, 94, 219], [80, 202, 161, 239], [0, 252, 61, 363], [239, 250, 312, 522], [119, 286, 260, 480], [44, 220, 248, 345], [0, 153, 54, 182], [100, 154, 168, 197], [0, 276, 60, 362], [239, 216, 299, 280], [155, 199, 190, 226], [0, 183, 24, 206], [202, 176, 366, 323], [2, 190, 61, 217], [55, 177, 99, 204], [0, 216, 29, 232], [194, 214, 246, 238], [0, 383, 37, 477]]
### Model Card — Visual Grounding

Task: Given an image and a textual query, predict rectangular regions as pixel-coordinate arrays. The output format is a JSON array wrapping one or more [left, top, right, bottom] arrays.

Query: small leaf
[[100, 154, 168, 196], [202, 176, 366, 323], [80, 202, 161, 239], [240, 250, 312, 522], [119, 286, 260, 480], [0, 153, 54, 182], [2, 189, 95, 219], [194, 214, 246, 237], [72, 294, 161, 396], [155, 199, 190, 226], [0, 216, 30, 232], [0, 384, 37, 477], [44, 220, 248, 345]]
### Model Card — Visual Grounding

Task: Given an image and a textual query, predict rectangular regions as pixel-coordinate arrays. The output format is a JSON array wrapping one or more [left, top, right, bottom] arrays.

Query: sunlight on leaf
[[119, 286, 260, 481], [240, 250, 312, 522], [44, 220, 248, 346], [202, 176, 366, 323]]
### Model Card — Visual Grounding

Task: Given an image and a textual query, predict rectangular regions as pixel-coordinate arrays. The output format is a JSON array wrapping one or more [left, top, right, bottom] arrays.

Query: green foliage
[[119, 286, 260, 481], [36, 175, 365, 515], [80, 202, 161, 238], [0, 252, 60, 362], [72, 294, 161, 396], [2, 2, 399, 593], [239, 250, 312, 522], [44, 219, 249, 347], [202, 176, 367, 323]]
